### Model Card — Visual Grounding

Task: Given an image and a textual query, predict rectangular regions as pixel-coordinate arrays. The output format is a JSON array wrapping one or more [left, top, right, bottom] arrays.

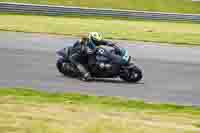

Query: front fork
[[120, 63, 136, 76]]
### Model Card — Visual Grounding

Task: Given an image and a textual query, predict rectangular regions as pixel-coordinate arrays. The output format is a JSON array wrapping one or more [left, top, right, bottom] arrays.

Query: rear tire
[[56, 58, 71, 76], [56, 58, 80, 77], [56, 58, 65, 74]]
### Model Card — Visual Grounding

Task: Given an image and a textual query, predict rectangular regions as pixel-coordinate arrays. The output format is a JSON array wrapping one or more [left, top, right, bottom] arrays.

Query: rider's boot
[[81, 72, 92, 81], [77, 64, 93, 81]]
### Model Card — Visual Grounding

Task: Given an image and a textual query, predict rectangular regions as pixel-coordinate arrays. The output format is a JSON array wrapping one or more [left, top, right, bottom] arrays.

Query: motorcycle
[[56, 45, 143, 82]]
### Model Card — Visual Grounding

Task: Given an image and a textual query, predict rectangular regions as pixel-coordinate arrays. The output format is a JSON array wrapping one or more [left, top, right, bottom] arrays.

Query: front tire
[[120, 66, 143, 83]]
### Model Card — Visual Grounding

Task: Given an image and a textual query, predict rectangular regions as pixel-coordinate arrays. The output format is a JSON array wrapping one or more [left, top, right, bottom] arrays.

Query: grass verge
[[0, 14, 200, 46], [1, 0, 200, 14], [0, 88, 200, 133]]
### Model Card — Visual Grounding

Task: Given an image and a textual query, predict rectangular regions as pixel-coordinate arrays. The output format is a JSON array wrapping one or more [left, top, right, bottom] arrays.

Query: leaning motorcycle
[[56, 45, 143, 83]]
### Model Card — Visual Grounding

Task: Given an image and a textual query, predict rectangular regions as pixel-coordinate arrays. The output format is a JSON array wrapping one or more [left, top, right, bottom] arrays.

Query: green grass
[[1, 0, 200, 14], [0, 88, 200, 114], [0, 14, 200, 46], [0, 88, 200, 133]]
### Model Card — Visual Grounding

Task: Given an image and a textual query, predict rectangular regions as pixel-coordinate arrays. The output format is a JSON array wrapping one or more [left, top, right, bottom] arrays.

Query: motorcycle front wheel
[[120, 66, 143, 83]]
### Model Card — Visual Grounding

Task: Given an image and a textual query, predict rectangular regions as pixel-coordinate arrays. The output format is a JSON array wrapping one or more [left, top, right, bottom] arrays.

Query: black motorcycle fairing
[[56, 47, 70, 61], [95, 47, 126, 65], [56, 45, 143, 82], [88, 63, 120, 78]]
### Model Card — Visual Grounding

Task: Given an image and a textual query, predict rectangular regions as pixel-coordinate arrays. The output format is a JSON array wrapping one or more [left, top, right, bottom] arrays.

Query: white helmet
[[88, 32, 103, 43]]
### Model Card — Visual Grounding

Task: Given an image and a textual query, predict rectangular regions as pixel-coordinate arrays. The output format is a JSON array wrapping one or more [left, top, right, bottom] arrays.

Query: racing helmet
[[88, 32, 103, 44]]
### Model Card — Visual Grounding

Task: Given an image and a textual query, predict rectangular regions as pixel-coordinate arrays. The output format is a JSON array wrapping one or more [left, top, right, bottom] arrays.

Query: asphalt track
[[0, 31, 200, 106]]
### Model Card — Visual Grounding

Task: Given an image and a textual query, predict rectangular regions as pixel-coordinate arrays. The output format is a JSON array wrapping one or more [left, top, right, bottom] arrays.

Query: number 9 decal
[[98, 49, 104, 54]]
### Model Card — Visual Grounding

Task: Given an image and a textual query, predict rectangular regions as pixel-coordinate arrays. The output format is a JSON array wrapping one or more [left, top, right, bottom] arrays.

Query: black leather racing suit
[[69, 39, 122, 78]]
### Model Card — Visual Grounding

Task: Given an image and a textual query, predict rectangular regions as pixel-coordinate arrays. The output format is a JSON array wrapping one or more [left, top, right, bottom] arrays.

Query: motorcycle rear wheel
[[56, 59, 80, 77], [56, 58, 65, 74]]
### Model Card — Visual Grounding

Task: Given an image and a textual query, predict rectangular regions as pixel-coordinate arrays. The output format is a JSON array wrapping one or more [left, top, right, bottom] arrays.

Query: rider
[[69, 32, 122, 81]]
